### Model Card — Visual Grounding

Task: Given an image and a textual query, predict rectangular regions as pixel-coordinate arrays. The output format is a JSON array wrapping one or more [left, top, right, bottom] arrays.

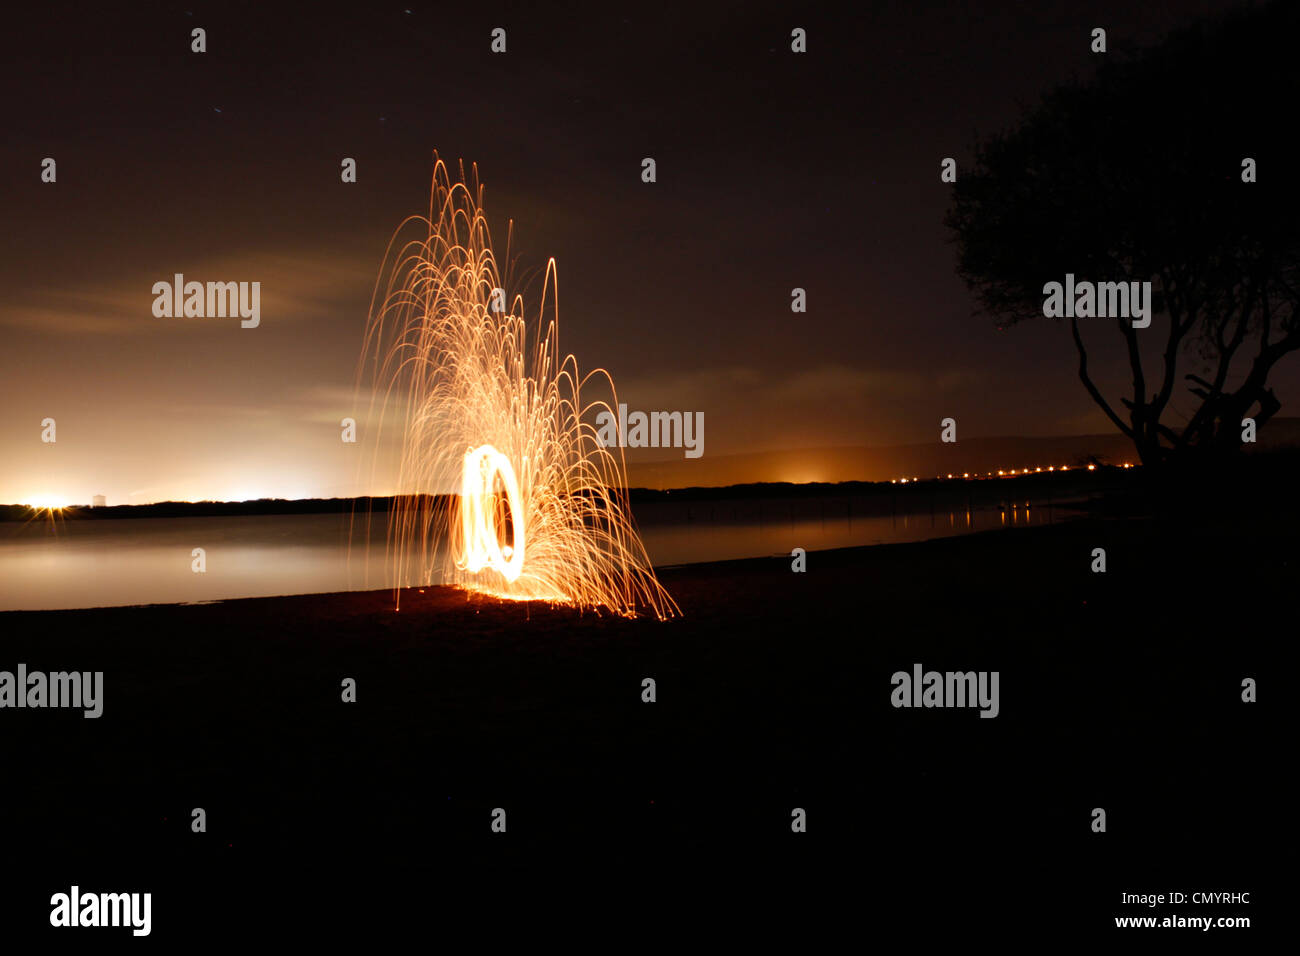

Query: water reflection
[[0, 494, 1080, 611]]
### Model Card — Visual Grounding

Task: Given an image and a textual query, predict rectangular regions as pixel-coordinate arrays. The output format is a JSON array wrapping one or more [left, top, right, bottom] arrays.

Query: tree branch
[[1071, 314, 1135, 440]]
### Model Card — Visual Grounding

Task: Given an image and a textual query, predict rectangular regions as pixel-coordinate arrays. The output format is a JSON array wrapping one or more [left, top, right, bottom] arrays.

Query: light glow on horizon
[[22, 494, 71, 511]]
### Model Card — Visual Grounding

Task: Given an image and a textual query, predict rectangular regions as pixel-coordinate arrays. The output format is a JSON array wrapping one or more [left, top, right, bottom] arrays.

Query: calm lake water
[[0, 493, 1080, 611]]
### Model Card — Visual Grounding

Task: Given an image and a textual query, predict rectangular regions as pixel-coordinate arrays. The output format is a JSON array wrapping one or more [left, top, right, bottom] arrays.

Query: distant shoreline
[[0, 469, 1132, 522]]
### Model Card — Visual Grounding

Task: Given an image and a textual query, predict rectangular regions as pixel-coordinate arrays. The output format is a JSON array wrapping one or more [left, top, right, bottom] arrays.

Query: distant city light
[[24, 494, 69, 510], [886, 461, 1118, 483]]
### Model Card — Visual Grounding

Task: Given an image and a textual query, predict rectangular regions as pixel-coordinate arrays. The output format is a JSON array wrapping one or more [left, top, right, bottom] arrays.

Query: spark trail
[[356, 156, 677, 619]]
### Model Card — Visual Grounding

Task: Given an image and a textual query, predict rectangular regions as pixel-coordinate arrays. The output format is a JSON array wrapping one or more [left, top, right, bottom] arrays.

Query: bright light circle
[[459, 444, 524, 582]]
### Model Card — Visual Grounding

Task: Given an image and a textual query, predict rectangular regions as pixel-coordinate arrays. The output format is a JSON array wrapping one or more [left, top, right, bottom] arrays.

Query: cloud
[[0, 290, 150, 334], [0, 250, 377, 336]]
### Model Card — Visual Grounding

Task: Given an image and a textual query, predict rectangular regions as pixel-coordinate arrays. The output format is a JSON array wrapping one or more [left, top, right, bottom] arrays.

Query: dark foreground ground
[[0, 508, 1280, 941]]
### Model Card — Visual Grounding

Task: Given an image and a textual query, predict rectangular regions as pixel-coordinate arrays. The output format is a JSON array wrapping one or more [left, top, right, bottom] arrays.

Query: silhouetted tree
[[946, 1, 1300, 468]]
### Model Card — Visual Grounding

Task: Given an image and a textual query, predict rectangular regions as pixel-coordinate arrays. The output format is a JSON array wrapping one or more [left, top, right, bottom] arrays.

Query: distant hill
[[0, 470, 1126, 522], [622, 419, 1300, 489]]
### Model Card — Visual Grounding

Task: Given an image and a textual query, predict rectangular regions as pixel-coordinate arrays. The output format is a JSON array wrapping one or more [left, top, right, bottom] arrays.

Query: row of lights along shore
[[891, 463, 1134, 484]]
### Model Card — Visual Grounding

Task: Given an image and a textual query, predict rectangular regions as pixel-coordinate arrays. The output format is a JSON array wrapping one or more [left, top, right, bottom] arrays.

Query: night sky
[[1, 0, 1273, 503]]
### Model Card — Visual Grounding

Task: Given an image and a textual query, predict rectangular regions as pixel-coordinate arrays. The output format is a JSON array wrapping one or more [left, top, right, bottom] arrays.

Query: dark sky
[[0, 0, 1275, 502]]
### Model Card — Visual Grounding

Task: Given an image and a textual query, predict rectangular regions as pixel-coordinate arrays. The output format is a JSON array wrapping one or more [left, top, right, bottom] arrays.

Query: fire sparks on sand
[[356, 156, 678, 620]]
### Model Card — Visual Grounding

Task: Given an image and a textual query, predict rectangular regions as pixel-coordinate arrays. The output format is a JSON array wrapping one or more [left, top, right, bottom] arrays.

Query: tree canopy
[[946, 1, 1300, 466]]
